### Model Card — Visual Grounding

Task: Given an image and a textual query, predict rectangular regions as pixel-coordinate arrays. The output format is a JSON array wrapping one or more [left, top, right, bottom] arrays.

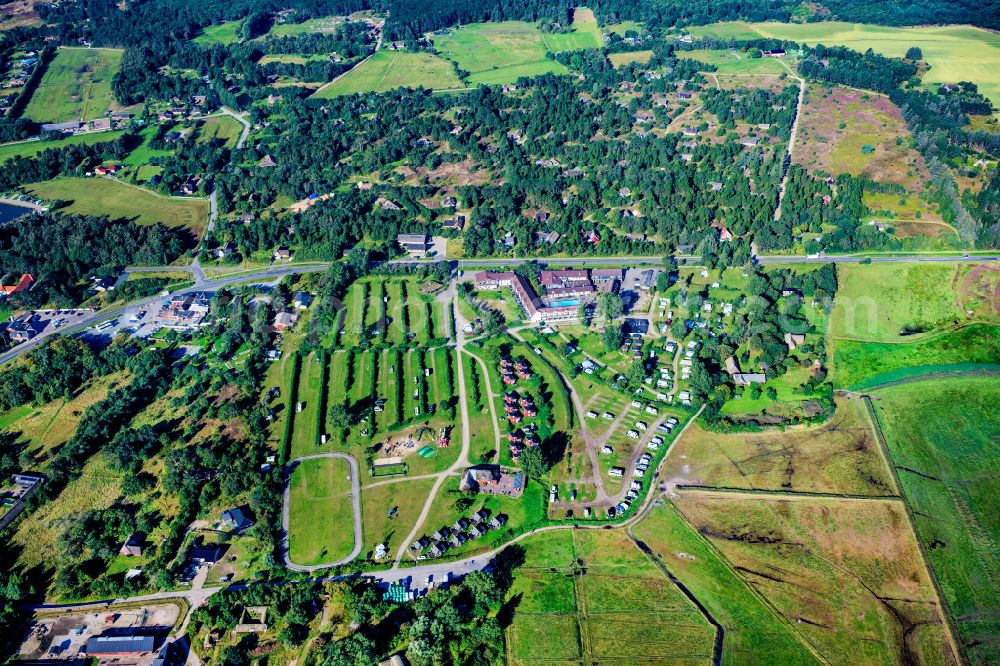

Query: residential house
[[272, 311, 299, 331], [293, 291, 312, 309], [258, 155, 277, 168], [273, 246, 291, 261], [222, 506, 255, 532], [213, 242, 237, 260], [119, 533, 144, 557], [0, 273, 33, 295]]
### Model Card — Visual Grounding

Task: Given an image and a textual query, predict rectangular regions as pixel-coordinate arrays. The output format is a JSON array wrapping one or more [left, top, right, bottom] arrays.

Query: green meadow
[[0, 130, 124, 164], [266, 16, 343, 37], [313, 51, 463, 97], [872, 378, 1000, 665], [678, 49, 788, 75], [689, 22, 1000, 110], [193, 20, 243, 45], [24, 47, 124, 123], [431, 21, 570, 86], [26, 177, 209, 237]]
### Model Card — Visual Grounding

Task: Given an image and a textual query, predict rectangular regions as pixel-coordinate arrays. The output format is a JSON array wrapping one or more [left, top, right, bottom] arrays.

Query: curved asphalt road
[[282, 453, 363, 572]]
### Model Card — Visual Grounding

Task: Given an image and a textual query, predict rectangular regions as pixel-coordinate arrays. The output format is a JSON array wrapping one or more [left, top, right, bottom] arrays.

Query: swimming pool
[[548, 299, 580, 307]]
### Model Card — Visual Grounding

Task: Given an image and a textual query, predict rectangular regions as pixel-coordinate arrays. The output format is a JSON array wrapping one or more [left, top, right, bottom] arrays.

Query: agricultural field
[[312, 51, 463, 98], [829, 263, 969, 342], [666, 396, 896, 496], [674, 492, 958, 665], [430, 21, 570, 86], [871, 378, 1000, 664], [286, 456, 356, 566], [193, 20, 243, 45], [505, 529, 715, 665], [678, 49, 788, 75], [642, 500, 819, 663], [23, 47, 124, 123], [0, 130, 124, 164], [688, 22, 1000, 110], [25, 177, 210, 239], [795, 85, 929, 192]]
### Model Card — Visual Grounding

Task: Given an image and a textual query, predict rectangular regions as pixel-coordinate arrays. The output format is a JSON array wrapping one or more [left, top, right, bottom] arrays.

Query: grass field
[[678, 49, 787, 75], [24, 47, 123, 123], [633, 501, 817, 664], [608, 50, 654, 68], [287, 456, 356, 566], [674, 493, 957, 665], [666, 397, 896, 496], [266, 16, 343, 37], [313, 51, 463, 97], [832, 323, 1000, 389], [506, 528, 715, 665], [360, 477, 435, 556], [193, 20, 243, 45], [688, 22, 1000, 111], [288, 352, 325, 460], [197, 115, 243, 148], [431, 21, 570, 86], [872, 378, 1000, 664], [26, 177, 209, 238], [830, 263, 967, 342], [537, 8, 603, 53], [0, 130, 124, 164]]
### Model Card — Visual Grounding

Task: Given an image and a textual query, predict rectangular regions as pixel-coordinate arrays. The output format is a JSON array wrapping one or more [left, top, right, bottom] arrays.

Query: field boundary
[[862, 395, 965, 665], [673, 485, 900, 502]]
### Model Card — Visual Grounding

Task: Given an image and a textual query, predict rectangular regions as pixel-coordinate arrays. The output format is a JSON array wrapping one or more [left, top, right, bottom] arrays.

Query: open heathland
[[871, 378, 1000, 664], [312, 51, 463, 97], [688, 22, 1000, 109], [286, 456, 355, 566], [25, 177, 210, 238], [430, 21, 570, 86], [633, 500, 817, 664], [505, 528, 715, 666], [665, 396, 896, 496], [674, 492, 958, 665], [23, 47, 124, 122], [795, 84, 929, 192]]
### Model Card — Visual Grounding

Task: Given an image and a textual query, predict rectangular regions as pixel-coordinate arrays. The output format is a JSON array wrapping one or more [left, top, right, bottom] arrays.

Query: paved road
[[282, 452, 363, 572], [0, 265, 329, 365]]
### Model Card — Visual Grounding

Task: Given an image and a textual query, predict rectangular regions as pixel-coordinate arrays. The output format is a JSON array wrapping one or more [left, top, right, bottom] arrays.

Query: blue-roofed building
[[85, 635, 157, 655]]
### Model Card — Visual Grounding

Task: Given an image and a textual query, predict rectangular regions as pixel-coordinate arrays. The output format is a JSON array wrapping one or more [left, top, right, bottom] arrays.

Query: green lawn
[[312, 51, 463, 97], [26, 177, 209, 237], [257, 53, 331, 65], [122, 125, 177, 165], [678, 49, 788, 74], [431, 21, 570, 86], [197, 115, 243, 148], [0, 130, 124, 164], [872, 378, 1000, 665], [24, 47, 124, 123], [193, 20, 243, 45], [689, 21, 1000, 110], [287, 456, 356, 566], [289, 352, 326, 460], [360, 477, 436, 556]]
